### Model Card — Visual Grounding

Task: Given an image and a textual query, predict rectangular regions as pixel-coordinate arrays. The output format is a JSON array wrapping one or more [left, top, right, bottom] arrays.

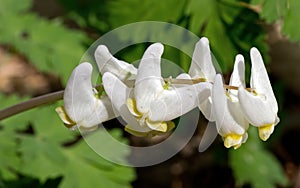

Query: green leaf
[[260, 0, 289, 23], [0, 93, 135, 187], [229, 127, 289, 188], [186, 0, 240, 71], [31, 105, 77, 144], [0, 0, 88, 84], [0, 0, 32, 15], [250, 0, 289, 24], [18, 129, 136, 188], [282, 0, 300, 43], [0, 129, 20, 180], [251, 0, 300, 44], [107, 0, 186, 28]]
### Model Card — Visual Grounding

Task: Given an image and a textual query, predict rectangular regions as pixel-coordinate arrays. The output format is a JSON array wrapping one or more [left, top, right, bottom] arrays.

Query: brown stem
[[224, 85, 255, 93], [0, 90, 64, 121]]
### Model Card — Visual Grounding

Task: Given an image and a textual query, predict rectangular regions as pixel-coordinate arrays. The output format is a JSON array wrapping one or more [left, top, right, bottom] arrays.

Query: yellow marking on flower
[[223, 134, 243, 149], [126, 98, 175, 136], [55, 106, 76, 128], [163, 80, 170, 90], [125, 121, 175, 137], [146, 120, 168, 132], [126, 98, 142, 117], [225, 92, 233, 101], [258, 124, 274, 141]]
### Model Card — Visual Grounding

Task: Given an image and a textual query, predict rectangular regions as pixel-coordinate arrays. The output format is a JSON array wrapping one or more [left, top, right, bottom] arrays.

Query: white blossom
[[238, 47, 280, 141], [95, 45, 137, 80], [189, 37, 216, 121], [212, 55, 249, 149], [103, 43, 211, 136], [56, 63, 115, 131]]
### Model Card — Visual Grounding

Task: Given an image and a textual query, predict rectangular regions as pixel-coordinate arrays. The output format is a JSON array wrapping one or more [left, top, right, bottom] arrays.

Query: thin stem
[[0, 78, 253, 121], [0, 90, 64, 121], [224, 85, 255, 93]]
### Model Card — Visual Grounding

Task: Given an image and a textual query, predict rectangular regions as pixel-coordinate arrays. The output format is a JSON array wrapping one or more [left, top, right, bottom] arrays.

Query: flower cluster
[[56, 37, 279, 149]]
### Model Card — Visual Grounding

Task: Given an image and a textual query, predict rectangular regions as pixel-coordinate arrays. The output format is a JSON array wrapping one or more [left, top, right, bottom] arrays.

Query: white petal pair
[[189, 37, 216, 121], [238, 48, 280, 141], [103, 43, 211, 136], [56, 46, 136, 130], [55, 62, 115, 131], [212, 48, 280, 148], [212, 55, 249, 149]]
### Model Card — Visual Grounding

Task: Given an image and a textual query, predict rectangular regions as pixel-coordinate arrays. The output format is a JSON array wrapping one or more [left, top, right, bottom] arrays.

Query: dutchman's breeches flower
[[103, 43, 211, 136], [95, 45, 137, 80], [238, 48, 280, 141], [212, 55, 249, 149], [56, 45, 138, 131], [56, 62, 116, 131], [188, 37, 216, 121]]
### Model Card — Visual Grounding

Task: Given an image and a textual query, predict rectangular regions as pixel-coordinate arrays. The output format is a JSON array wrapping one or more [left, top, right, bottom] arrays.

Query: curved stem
[[0, 78, 253, 121], [0, 90, 64, 121]]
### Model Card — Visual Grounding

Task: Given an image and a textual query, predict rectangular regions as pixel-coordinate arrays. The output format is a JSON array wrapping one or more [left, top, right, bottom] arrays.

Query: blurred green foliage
[[0, 0, 135, 187], [1, 0, 300, 187], [229, 127, 289, 188], [0, 94, 135, 188], [0, 0, 87, 84]]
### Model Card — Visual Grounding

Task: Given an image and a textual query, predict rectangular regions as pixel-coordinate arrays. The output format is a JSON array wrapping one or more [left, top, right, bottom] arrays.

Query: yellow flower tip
[[124, 125, 149, 137], [233, 144, 242, 150], [258, 124, 275, 141], [55, 106, 76, 129], [223, 134, 243, 149], [125, 121, 175, 137], [166, 121, 175, 132], [126, 98, 142, 117], [78, 125, 98, 132], [146, 120, 168, 132]]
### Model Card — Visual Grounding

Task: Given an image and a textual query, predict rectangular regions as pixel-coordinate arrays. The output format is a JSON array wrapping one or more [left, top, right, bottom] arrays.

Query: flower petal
[[212, 74, 248, 148], [250, 47, 278, 112], [63, 63, 116, 130], [95, 45, 137, 80], [189, 37, 216, 82], [134, 43, 165, 114], [238, 48, 279, 128], [198, 85, 214, 121], [102, 72, 152, 133], [229, 54, 246, 99], [258, 124, 275, 141], [149, 82, 211, 121], [102, 72, 131, 111], [238, 87, 278, 127], [146, 120, 168, 132], [176, 73, 191, 79]]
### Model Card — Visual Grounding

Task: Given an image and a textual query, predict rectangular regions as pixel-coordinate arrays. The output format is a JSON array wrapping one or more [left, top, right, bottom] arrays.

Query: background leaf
[[229, 127, 289, 188]]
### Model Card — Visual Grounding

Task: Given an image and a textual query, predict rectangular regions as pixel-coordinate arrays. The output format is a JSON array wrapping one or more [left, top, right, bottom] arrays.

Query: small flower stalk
[[56, 37, 280, 149]]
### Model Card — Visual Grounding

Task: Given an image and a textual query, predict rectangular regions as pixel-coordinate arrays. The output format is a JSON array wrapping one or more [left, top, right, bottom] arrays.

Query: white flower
[[94, 45, 137, 80], [56, 62, 116, 131], [103, 43, 211, 136], [238, 47, 280, 141], [212, 55, 249, 149], [189, 37, 216, 121]]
